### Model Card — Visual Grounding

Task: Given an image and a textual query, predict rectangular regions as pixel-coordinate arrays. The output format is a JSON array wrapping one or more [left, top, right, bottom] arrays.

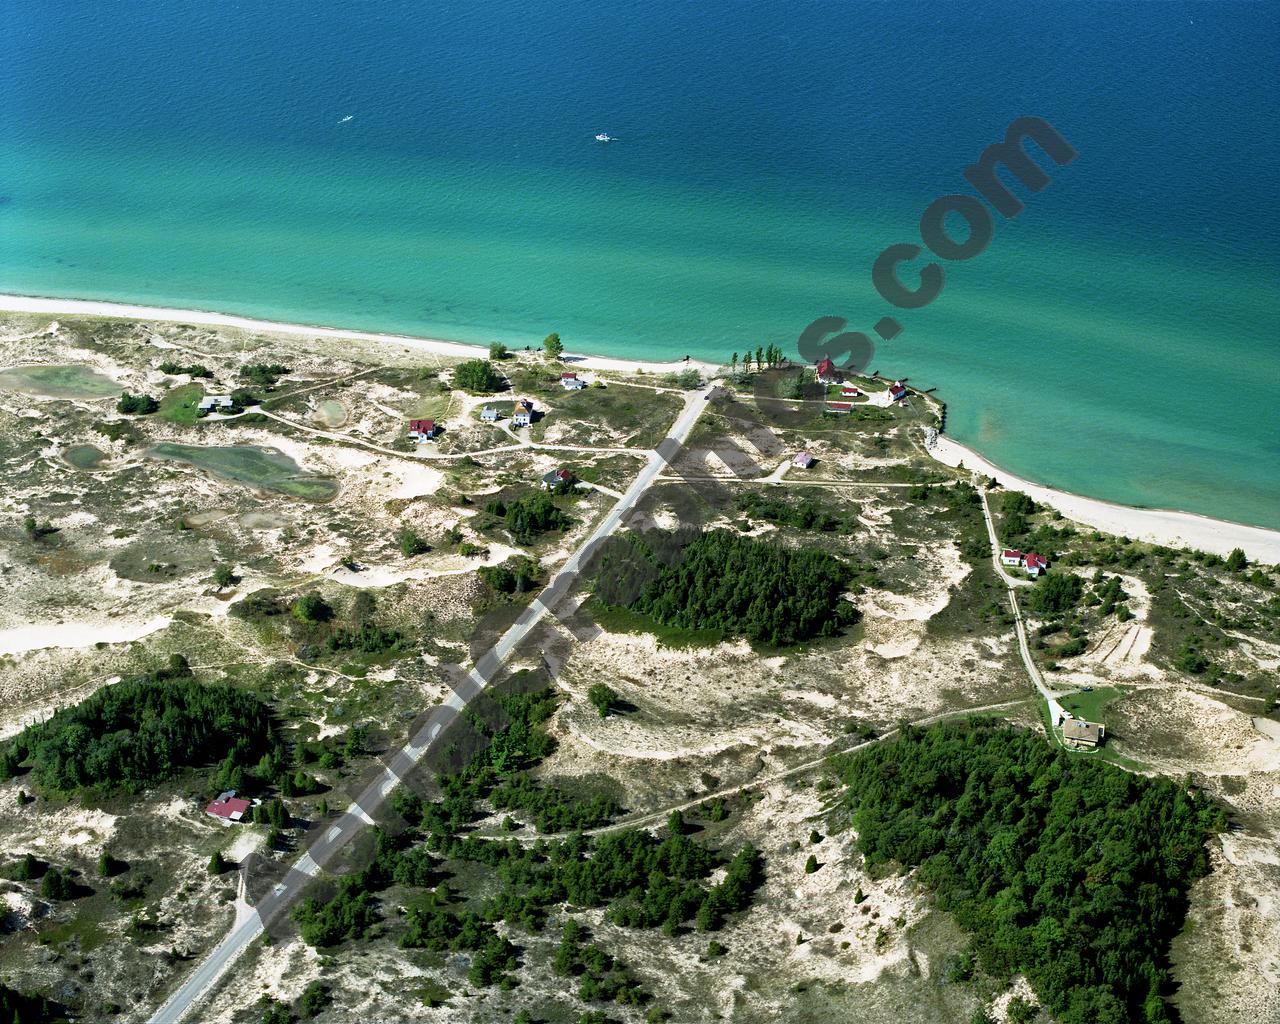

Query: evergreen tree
[[453, 358, 500, 393], [587, 684, 617, 719], [40, 867, 72, 901]]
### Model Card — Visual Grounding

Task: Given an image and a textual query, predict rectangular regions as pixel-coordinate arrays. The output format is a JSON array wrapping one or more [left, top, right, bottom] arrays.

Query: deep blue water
[[3, 1, 1278, 527]]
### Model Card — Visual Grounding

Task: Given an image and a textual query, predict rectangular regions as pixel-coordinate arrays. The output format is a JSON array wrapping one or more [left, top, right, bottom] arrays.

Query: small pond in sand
[[0, 364, 120, 399], [64, 444, 108, 470], [146, 443, 339, 501], [316, 399, 348, 427]]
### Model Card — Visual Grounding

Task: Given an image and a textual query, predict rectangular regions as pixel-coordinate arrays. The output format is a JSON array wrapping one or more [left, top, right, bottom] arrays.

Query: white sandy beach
[[3, 292, 1278, 563], [0, 293, 722, 376], [928, 434, 1280, 564]]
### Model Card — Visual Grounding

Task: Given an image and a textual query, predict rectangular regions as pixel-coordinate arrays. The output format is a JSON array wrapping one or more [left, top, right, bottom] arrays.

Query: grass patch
[[1058, 685, 1125, 723], [157, 383, 204, 425], [584, 600, 725, 649]]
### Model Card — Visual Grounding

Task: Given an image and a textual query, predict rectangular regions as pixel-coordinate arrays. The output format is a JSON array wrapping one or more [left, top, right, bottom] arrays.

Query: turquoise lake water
[[3, 1, 1278, 527]]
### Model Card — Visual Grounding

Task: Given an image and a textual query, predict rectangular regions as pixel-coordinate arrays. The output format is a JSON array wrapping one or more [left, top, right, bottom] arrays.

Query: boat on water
[[594, 132, 614, 142]]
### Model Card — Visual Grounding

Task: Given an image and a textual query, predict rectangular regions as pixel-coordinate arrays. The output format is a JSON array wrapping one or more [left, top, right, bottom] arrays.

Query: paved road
[[147, 389, 711, 1024]]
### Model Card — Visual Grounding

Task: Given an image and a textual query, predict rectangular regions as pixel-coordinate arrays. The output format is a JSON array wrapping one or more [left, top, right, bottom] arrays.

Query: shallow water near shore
[[3, 1, 1278, 527]]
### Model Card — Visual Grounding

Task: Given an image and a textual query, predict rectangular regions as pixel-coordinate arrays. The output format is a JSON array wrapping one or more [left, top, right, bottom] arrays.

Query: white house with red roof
[[1001, 549, 1024, 567], [560, 372, 587, 391], [888, 380, 908, 402], [205, 790, 252, 824], [815, 356, 842, 385], [1025, 552, 1049, 577], [408, 418, 437, 441], [840, 383, 861, 399], [825, 401, 853, 415]]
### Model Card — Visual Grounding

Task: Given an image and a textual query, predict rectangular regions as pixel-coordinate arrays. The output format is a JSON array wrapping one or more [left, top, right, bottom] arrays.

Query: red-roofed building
[[1025, 552, 1048, 577], [206, 791, 251, 823], [408, 418, 437, 440], [542, 467, 575, 490], [560, 372, 586, 391], [815, 357, 842, 385], [1001, 549, 1024, 567], [840, 384, 861, 398], [888, 380, 908, 402], [825, 401, 853, 414]]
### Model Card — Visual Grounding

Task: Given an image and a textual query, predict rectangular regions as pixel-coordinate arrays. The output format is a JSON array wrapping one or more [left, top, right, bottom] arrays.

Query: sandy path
[[928, 433, 1280, 563], [256, 406, 642, 462], [480, 697, 1034, 844]]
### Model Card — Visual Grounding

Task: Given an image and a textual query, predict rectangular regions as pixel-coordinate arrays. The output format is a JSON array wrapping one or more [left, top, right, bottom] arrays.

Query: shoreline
[[926, 434, 1280, 564], [3, 292, 1278, 563], [0, 293, 724, 377]]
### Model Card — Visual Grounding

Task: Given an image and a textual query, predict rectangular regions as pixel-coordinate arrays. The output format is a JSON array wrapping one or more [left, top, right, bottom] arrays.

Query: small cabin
[[1001, 549, 1024, 567], [840, 384, 861, 399], [408, 418, 437, 441], [205, 790, 252, 823], [792, 451, 815, 469], [560, 372, 587, 391], [198, 395, 234, 412], [542, 467, 575, 491], [825, 401, 853, 415], [481, 406, 499, 422], [1062, 719, 1105, 748]]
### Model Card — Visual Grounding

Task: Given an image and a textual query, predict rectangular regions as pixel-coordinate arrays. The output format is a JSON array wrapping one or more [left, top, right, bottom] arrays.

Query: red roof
[[1002, 549, 1023, 560], [409, 419, 434, 433], [561, 372, 577, 379], [815, 356, 836, 376], [206, 795, 251, 820], [826, 401, 853, 410], [1026, 552, 1048, 568]]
